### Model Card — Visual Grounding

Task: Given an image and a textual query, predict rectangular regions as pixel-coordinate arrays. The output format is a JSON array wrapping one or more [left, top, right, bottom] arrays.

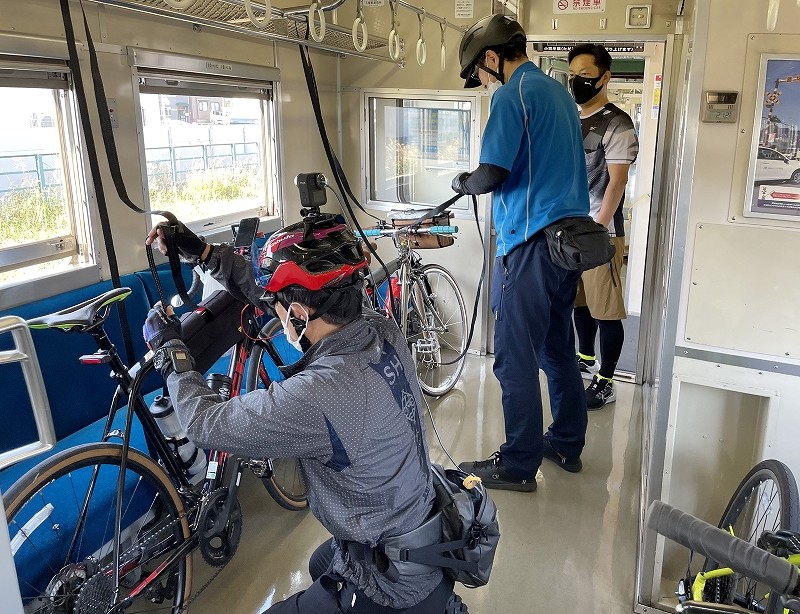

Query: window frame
[[0, 53, 98, 302], [129, 48, 283, 237], [360, 88, 484, 218]]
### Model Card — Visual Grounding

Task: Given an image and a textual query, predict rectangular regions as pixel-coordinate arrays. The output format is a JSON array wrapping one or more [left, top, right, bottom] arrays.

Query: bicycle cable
[[422, 395, 459, 470]]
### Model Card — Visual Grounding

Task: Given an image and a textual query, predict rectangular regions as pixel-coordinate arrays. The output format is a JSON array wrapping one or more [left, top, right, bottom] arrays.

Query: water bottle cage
[[166, 436, 200, 471]]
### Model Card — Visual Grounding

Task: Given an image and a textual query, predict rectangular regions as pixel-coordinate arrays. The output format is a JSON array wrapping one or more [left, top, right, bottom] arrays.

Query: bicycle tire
[[245, 318, 308, 511], [701, 459, 800, 614], [4, 442, 192, 614], [410, 264, 468, 397]]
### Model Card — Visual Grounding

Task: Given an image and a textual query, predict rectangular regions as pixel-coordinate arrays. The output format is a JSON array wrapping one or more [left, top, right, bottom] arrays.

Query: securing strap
[[59, 0, 135, 365], [62, 0, 196, 313]]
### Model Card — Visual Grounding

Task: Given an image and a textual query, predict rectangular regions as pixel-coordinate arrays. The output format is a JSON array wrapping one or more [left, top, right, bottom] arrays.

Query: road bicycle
[[3, 277, 305, 613], [363, 214, 468, 397], [648, 459, 800, 614]]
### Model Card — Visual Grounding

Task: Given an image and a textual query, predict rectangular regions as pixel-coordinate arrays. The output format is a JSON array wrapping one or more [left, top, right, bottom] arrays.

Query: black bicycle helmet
[[255, 219, 367, 293], [458, 15, 526, 88]]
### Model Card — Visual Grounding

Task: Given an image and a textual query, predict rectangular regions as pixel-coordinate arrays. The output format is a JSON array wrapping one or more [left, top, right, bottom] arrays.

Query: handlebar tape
[[363, 229, 382, 237], [647, 500, 800, 597], [428, 226, 458, 234]]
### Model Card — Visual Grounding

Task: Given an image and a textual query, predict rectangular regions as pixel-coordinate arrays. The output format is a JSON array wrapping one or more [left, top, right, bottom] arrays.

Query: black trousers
[[262, 538, 454, 613]]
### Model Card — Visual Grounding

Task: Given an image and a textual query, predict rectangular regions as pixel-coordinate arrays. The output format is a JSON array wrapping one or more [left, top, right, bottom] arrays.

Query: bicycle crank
[[198, 487, 243, 567]]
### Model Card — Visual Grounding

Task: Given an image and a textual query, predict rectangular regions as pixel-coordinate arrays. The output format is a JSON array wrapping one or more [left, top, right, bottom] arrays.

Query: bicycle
[[3, 276, 305, 612], [648, 459, 800, 614], [363, 212, 467, 397]]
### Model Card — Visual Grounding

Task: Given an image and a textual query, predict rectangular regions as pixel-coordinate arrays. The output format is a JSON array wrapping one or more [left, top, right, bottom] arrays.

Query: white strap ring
[[352, 16, 369, 52], [244, 0, 272, 28], [388, 29, 401, 60], [416, 38, 426, 66], [309, 2, 326, 42], [162, 0, 198, 8]]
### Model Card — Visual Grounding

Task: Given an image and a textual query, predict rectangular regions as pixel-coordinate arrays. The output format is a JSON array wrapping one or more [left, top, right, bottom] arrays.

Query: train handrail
[[0, 316, 56, 471]]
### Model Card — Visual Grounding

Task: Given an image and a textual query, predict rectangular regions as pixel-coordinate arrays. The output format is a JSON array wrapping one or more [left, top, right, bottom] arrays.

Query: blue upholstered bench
[[0, 264, 197, 491]]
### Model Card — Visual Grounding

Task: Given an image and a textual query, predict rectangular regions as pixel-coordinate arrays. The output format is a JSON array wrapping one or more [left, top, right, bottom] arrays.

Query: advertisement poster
[[746, 56, 800, 220]]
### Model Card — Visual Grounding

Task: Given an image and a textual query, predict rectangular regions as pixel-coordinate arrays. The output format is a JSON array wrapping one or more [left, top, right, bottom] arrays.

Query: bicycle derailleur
[[198, 487, 243, 567]]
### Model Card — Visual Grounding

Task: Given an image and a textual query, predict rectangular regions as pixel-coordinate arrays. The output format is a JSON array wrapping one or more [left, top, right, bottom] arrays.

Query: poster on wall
[[745, 55, 800, 220]]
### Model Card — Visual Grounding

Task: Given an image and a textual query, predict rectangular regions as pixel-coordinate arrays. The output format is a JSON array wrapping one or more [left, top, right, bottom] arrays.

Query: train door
[[531, 40, 668, 384]]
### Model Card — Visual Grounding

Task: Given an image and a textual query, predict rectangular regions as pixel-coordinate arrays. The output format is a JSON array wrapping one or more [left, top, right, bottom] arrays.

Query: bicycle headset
[[254, 215, 368, 334]]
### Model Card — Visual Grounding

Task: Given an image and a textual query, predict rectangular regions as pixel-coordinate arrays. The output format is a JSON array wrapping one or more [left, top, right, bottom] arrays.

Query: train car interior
[[2, 0, 800, 613]]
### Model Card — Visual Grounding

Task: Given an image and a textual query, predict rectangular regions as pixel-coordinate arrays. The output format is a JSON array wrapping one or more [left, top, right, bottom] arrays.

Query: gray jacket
[[166, 244, 442, 608]]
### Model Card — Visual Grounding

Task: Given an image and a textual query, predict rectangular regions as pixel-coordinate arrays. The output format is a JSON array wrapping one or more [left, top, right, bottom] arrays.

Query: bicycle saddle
[[26, 287, 132, 332]]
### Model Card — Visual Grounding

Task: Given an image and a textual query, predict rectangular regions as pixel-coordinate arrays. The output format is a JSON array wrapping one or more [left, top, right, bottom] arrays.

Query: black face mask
[[569, 74, 604, 105]]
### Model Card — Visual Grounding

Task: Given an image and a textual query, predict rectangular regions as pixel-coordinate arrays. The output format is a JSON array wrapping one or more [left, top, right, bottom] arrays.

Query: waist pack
[[385, 464, 500, 588], [389, 210, 455, 249], [543, 215, 616, 272], [180, 290, 246, 374]]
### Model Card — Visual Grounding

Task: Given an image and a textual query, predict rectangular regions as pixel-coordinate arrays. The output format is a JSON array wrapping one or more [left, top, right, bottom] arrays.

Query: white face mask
[[281, 303, 308, 353], [486, 79, 502, 98]]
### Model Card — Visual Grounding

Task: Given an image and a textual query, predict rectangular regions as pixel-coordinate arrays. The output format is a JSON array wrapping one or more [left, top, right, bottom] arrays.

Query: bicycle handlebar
[[646, 500, 800, 597], [363, 225, 459, 237]]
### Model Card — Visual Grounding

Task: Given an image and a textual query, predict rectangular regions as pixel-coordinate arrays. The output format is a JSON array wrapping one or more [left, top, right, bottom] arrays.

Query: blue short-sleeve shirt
[[480, 62, 590, 255]]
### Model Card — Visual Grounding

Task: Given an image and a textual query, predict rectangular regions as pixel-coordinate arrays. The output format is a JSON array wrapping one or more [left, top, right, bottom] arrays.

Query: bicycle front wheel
[[701, 459, 800, 614], [245, 318, 308, 511], [4, 442, 192, 614], [409, 264, 468, 397]]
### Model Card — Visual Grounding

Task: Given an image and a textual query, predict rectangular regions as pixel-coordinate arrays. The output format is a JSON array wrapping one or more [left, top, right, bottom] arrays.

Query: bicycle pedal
[[79, 351, 112, 365]]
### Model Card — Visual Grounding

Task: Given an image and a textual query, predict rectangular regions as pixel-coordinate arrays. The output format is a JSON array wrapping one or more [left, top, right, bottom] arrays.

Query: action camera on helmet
[[295, 172, 328, 213]]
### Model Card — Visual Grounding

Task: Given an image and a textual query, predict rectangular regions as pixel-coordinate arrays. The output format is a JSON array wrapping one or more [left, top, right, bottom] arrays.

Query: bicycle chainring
[[198, 487, 242, 567], [74, 569, 115, 614]]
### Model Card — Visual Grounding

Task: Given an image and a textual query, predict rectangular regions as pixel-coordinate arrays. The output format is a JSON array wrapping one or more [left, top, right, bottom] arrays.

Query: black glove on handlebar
[[451, 172, 472, 195], [143, 303, 182, 353], [159, 221, 208, 264]]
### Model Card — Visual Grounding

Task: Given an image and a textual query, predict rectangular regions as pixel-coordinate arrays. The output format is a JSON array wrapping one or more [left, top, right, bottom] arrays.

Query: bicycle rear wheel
[[4, 442, 192, 614], [701, 459, 800, 614], [245, 318, 308, 511], [409, 264, 468, 397]]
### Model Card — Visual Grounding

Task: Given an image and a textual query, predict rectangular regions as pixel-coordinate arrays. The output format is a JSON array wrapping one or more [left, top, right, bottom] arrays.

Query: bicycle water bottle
[[149, 395, 208, 484], [205, 373, 233, 400]]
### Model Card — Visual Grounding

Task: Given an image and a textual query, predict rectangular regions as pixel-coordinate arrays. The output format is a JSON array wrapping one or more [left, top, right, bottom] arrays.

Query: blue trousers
[[492, 233, 587, 479]]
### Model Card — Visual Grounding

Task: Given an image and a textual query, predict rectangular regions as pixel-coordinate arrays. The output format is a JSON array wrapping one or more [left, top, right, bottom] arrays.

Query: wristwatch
[[153, 345, 195, 375]]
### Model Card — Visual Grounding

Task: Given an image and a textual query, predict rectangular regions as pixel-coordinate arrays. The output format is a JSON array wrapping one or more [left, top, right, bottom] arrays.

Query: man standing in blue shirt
[[452, 15, 590, 491]]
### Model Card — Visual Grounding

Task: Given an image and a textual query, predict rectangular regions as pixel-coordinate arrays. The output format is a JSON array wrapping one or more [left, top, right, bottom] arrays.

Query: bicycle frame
[[690, 553, 800, 603]]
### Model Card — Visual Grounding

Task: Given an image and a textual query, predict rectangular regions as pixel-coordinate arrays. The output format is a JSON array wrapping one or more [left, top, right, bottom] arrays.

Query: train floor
[[188, 353, 643, 614]]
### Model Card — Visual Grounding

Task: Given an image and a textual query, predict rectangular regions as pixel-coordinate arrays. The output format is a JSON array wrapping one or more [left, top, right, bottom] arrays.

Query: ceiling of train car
[[94, 0, 390, 54]]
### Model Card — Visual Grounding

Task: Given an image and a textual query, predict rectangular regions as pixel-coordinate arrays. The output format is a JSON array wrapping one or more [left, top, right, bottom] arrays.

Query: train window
[[0, 62, 93, 289], [134, 52, 281, 230], [362, 91, 482, 213]]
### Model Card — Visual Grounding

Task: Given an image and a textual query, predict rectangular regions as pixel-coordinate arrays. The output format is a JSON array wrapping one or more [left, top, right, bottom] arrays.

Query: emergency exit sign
[[554, 0, 606, 13]]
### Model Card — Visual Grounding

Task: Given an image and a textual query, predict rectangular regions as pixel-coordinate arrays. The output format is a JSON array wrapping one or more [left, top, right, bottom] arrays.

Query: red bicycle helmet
[[255, 219, 367, 293]]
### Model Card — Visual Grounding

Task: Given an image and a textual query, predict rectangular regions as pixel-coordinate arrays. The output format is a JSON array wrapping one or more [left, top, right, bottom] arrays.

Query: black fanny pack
[[180, 290, 246, 374], [543, 216, 616, 272]]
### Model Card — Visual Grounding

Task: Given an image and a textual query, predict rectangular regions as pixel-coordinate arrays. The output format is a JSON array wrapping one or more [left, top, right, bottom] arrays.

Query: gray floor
[[188, 354, 643, 614]]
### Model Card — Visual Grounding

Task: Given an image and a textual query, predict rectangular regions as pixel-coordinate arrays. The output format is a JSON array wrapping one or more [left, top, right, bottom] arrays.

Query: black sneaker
[[542, 436, 582, 473], [577, 354, 600, 381], [586, 375, 616, 410], [457, 452, 536, 492]]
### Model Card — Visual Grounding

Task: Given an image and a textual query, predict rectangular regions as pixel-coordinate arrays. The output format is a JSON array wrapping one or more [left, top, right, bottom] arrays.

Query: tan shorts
[[575, 236, 627, 320]]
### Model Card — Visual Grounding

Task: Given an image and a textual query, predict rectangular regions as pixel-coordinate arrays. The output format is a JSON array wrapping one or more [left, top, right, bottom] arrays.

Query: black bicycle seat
[[26, 287, 132, 332]]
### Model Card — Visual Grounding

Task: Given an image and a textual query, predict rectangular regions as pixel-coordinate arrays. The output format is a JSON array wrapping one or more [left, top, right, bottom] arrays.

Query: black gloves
[[159, 221, 209, 264], [143, 303, 182, 353], [451, 172, 472, 195]]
